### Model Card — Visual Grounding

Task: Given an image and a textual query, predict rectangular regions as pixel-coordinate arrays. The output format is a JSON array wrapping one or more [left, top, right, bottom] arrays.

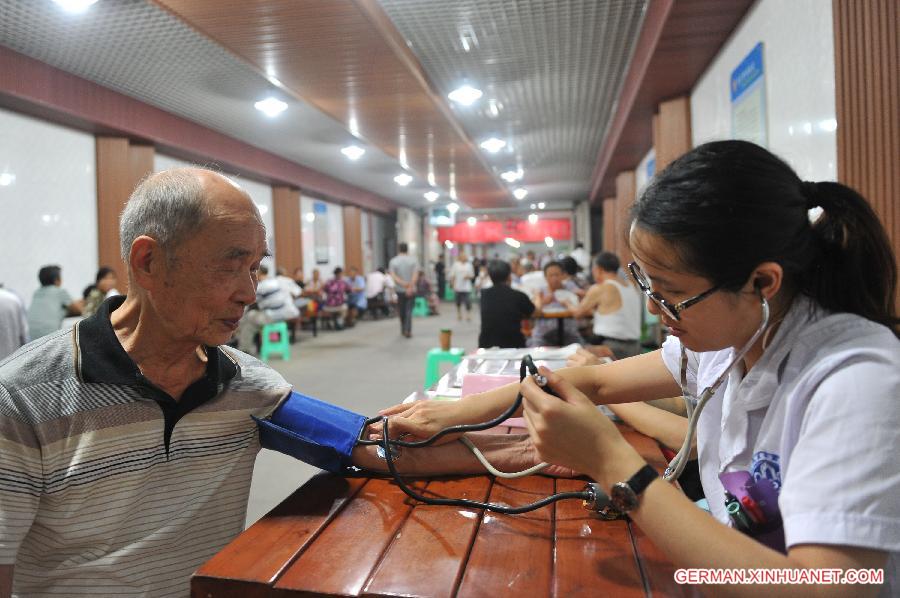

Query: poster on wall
[[313, 201, 330, 264], [730, 42, 768, 147]]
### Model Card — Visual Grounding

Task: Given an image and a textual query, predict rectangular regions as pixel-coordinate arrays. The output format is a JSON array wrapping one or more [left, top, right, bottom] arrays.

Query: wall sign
[[731, 42, 768, 147], [313, 201, 330, 264]]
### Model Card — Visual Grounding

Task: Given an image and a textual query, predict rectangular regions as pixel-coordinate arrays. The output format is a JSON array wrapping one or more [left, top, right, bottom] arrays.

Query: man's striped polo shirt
[[0, 297, 291, 596]]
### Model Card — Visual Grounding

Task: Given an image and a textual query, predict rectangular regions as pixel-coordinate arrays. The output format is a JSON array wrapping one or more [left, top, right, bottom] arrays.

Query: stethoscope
[[663, 295, 770, 481], [361, 294, 771, 513]]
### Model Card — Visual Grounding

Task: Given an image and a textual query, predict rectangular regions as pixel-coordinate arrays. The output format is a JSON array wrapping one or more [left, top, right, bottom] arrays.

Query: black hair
[[575, 242, 584, 249], [487, 259, 511, 285], [594, 252, 620, 273], [543, 260, 563, 274], [398, 242, 408, 253], [95, 266, 115, 284], [333, 266, 343, 276], [630, 140, 898, 334], [559, 256, 580, 276], [38, 265, 61, 287]]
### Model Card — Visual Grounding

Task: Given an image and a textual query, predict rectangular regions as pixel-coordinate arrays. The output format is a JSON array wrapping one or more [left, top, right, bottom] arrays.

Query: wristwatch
[[609, 464, 659, 513]]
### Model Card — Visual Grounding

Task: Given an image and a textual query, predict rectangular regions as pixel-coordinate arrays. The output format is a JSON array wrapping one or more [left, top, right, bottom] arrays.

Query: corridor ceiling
[[0, 0, 647, 211]]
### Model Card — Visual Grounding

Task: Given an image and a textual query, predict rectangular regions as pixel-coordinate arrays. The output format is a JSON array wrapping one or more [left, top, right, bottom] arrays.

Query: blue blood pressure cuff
[[252, 391, 368, 473]]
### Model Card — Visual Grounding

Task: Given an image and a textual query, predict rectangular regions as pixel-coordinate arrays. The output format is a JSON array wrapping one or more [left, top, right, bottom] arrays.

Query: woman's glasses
[[627, 262, 721, 321]]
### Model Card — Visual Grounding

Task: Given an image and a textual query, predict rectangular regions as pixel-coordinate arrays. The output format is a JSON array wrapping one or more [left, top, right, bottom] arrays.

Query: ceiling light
[[424, 191, 439, 202], [447, 202, 460, 214], [448, 85, 483, 106], [52, 0, 98, 13], [0, 173, 15, 186], [513, 188, 528, 200], [394, 173, 413, 186], [504, 237, 521, 249], [304, 212, 316, 223], [487, 99, 502, 118], [341, 145, 365, 160], [529, 203, 536, 210], [480, 137, 506, 153], [545, 237, 554, 248], [528, 213, 538, 224], [537, 202, 546, 209], [500, 169, 523, 183], [466, 216, 477, 226], [444, 240, 454, 249], [254, 97, 287, 117]]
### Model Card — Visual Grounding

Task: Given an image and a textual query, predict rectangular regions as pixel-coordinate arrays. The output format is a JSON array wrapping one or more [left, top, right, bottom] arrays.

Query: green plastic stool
[[424, 347, 464, 388], [412, 296, 430, 317], [260, 321, 291, 362], [444, 287, 455, 301]]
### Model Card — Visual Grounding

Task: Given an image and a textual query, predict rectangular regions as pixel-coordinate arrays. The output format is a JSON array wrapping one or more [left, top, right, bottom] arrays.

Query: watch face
[[610, 482, 639, 512]]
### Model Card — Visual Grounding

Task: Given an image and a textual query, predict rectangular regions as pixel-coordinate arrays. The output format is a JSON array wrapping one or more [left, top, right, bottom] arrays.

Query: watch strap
[[626, 464, 659, 496]]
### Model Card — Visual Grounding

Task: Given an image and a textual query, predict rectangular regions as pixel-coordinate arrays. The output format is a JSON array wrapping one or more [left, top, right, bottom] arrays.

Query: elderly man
[[0, 168, 547, 597]]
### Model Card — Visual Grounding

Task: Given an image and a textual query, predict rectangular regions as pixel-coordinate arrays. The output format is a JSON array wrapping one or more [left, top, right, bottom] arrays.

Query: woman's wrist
[[590, 436, 648, 490]]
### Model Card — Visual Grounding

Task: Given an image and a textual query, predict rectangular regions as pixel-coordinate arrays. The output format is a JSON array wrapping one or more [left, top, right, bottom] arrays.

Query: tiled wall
[[691, 0, 837, 182], [0, 107, 97, 306]]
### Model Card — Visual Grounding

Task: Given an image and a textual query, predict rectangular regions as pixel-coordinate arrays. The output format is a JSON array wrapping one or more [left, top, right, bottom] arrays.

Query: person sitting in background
[[415, 269, 440, 315], [304, 268, 325, 303], [529, 261, 584, 347], [517, 260, 547, 297], [569, 241, 590, 273], [474, 263, 492, 296], [82, 266, 121, 317], [565, 252, 642, 359], [365, 267, 390, 318], [26, 265, 83, 339], [236, 265, 300, 353], [275, 266, 305, 312], [0, 286, 28, 360], [345, 266, 367, 326], [322, 267, 351, 329], [478, 260, 535, 348], [559, 256, 589, 295]]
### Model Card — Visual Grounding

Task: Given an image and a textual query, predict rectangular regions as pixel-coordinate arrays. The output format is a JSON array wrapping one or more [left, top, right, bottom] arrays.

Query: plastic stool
[[444, 287, 455, 301], [424, 347, 464, 388], [260, 321, 291, 362], [412, 296, 430, 317]]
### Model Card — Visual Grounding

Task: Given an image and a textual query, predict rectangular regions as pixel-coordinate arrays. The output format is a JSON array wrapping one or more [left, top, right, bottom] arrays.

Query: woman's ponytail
[[803, 182, 898, 335]]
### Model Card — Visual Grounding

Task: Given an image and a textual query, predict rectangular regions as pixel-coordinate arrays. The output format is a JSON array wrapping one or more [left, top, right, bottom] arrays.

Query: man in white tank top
[[566, 252, 642, 359]]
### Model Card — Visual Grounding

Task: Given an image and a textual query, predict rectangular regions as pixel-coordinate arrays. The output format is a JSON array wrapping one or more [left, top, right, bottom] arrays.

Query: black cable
[[371, 354, 591, 514]]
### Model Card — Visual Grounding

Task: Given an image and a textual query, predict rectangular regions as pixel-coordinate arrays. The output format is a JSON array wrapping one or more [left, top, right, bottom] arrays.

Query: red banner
[[437, 219, 570, 244]]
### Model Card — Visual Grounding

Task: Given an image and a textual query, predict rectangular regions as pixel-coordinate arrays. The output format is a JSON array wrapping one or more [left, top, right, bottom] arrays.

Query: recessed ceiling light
[[487, 99, 503, 118], [528, 213, 538, 224], [52, 0, 98, 13], [480, 137, 506, 153], [254, 97, 288, 117], [424, 191, 439, 202], [537, 202, 546, 209], [341, 145, 365, 160], [504, 237, 521, 248], [500, 169, 523, 183], [466, 216, 477, 226], [448, 85, 483, 106], [545, 236, 554, 248], [530, 203, 537, 210], [513, 188, 528, 200], [304, 212, 315, 223], [447, 202, 460, 214], [394, 173, 413, 186]]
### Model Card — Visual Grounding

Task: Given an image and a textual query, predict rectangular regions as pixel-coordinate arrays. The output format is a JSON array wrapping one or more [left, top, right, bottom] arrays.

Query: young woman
[[378, 141, 899, 595]]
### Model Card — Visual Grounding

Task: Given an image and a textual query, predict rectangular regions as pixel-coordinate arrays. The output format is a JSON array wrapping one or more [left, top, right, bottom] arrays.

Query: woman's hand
[[520, 366, 645, 487], [368, 399, 467, 445]]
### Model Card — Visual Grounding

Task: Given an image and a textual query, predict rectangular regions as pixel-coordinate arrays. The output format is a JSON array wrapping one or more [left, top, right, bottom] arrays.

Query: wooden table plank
[[456, 475, 555, 597], [273, 477, 426, 596], [362, 476, 493, 598], [192, 475, 367, 597], [553, 478, 646, 597], [630, 521, 703, 597]]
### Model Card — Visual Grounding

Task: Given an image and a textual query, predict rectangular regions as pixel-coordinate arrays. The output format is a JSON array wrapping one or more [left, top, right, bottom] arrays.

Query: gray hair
[[119, 169, 208, 260]]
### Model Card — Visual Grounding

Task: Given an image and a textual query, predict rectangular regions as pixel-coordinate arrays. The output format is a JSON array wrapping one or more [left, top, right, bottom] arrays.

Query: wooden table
[[192, 427, 699, 597], [535, 309, 574, 347]]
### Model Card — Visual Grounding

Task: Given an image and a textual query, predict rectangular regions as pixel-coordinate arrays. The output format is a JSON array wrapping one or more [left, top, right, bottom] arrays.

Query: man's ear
[[749, 261, 784, 300], [128, 236, 164, 291]]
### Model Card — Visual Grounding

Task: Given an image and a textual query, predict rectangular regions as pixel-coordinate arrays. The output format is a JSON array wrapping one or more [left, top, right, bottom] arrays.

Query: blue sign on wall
[[730, 42, 764, 102]]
